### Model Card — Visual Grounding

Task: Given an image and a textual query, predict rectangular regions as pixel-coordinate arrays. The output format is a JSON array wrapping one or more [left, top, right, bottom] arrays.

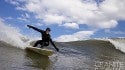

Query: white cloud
[[17, 13, 30, 22], [5, 0, 125, 41], [62, 22, 79, 29], [43, 14, 66, 25], [24, 13, 30, 18], [5, 0, 19, 5], [0, 18, 28, 48], [113, 31, 125, 35], [5, 17, 13, 20], [9, 0, 125, 29], [36, 23, 43, 26], [87, 19, 118, 29], [54, 31, 95, 42], [100, 0, 125, 20], [17, 17, 27, 21]]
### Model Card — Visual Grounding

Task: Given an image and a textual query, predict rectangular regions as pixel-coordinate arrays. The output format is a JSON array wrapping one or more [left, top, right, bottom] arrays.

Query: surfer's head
[[46, 27, 51, 34]]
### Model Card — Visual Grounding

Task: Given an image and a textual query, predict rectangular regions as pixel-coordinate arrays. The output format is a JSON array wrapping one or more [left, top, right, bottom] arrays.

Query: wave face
[[107, 38, 125, 53], [1, 38, 125, 70]]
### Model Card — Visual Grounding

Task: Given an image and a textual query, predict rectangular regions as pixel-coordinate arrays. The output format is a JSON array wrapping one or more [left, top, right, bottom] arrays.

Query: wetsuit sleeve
[[50, 38, 59, 52], [27, 25, 43, 32]]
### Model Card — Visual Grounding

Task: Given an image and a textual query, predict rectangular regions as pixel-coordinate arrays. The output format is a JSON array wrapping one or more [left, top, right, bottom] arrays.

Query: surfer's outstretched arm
[[27, 25, 43, 32], [50, 39, 59, 52]]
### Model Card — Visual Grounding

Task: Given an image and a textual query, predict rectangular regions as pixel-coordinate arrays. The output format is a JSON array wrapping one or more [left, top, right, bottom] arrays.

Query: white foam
[[108, 38, 125, 53], [92, 37, 125, 53], [0, 18, 29, 49]]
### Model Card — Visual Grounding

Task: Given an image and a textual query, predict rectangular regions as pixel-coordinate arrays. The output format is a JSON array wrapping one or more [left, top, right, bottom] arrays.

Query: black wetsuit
[[27, 25, 59, 51]]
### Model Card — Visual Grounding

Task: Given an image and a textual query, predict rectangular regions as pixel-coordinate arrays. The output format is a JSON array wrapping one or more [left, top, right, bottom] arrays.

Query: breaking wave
[[0, 18, 29, 49], [107, 38, 125, 53]]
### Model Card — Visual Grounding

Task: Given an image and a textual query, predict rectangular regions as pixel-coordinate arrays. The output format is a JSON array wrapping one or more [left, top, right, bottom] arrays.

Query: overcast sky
[[0, 0, 125, 42]]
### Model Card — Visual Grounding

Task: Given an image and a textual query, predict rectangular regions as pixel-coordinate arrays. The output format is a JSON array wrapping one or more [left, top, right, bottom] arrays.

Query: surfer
[[27, 25, 59, 52]]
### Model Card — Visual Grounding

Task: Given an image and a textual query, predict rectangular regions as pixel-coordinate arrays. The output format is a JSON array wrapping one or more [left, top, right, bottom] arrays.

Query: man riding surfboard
[[27, 25, 59, 52]]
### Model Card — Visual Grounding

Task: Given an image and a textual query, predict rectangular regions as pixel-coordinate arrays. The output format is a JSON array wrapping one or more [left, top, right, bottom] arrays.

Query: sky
[[0, 0, 125, 42]]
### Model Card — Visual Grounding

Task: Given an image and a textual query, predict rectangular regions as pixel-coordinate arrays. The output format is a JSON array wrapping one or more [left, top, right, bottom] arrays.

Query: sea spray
[[108, 38, 125, 53], [0, 18, 29, 49]]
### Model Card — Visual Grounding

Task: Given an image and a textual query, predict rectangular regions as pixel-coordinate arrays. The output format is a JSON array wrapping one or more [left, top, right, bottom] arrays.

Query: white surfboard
[[26, 47, 54, 56]]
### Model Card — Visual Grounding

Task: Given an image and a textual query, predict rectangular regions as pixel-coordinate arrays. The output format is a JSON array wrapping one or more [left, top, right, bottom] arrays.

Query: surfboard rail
[[25, 47, 54, 56]]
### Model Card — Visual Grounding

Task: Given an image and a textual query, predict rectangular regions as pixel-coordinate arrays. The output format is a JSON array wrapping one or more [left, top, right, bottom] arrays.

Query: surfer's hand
[[27, 25, 32, 28]]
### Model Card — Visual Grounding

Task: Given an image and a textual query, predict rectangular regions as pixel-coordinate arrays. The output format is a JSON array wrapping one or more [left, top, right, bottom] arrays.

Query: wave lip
[[107, 38, 125, 53], [94, 37, 125, 53]]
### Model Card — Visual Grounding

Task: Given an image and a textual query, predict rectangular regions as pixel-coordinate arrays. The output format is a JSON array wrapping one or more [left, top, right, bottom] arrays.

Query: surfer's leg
[[33, 40, 42, 47], [40, 41, 45, 48], [40, 42, 44, 48], [40, 41, 49, 48], [44, 42, 49, 46]]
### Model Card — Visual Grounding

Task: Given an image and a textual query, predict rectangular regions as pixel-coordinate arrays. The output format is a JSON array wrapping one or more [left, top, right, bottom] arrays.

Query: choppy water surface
[[1, 39, 125, 70]]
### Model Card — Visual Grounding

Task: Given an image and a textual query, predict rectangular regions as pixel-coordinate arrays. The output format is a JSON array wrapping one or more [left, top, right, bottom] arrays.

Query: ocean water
[[0, 38, 125, 70]]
